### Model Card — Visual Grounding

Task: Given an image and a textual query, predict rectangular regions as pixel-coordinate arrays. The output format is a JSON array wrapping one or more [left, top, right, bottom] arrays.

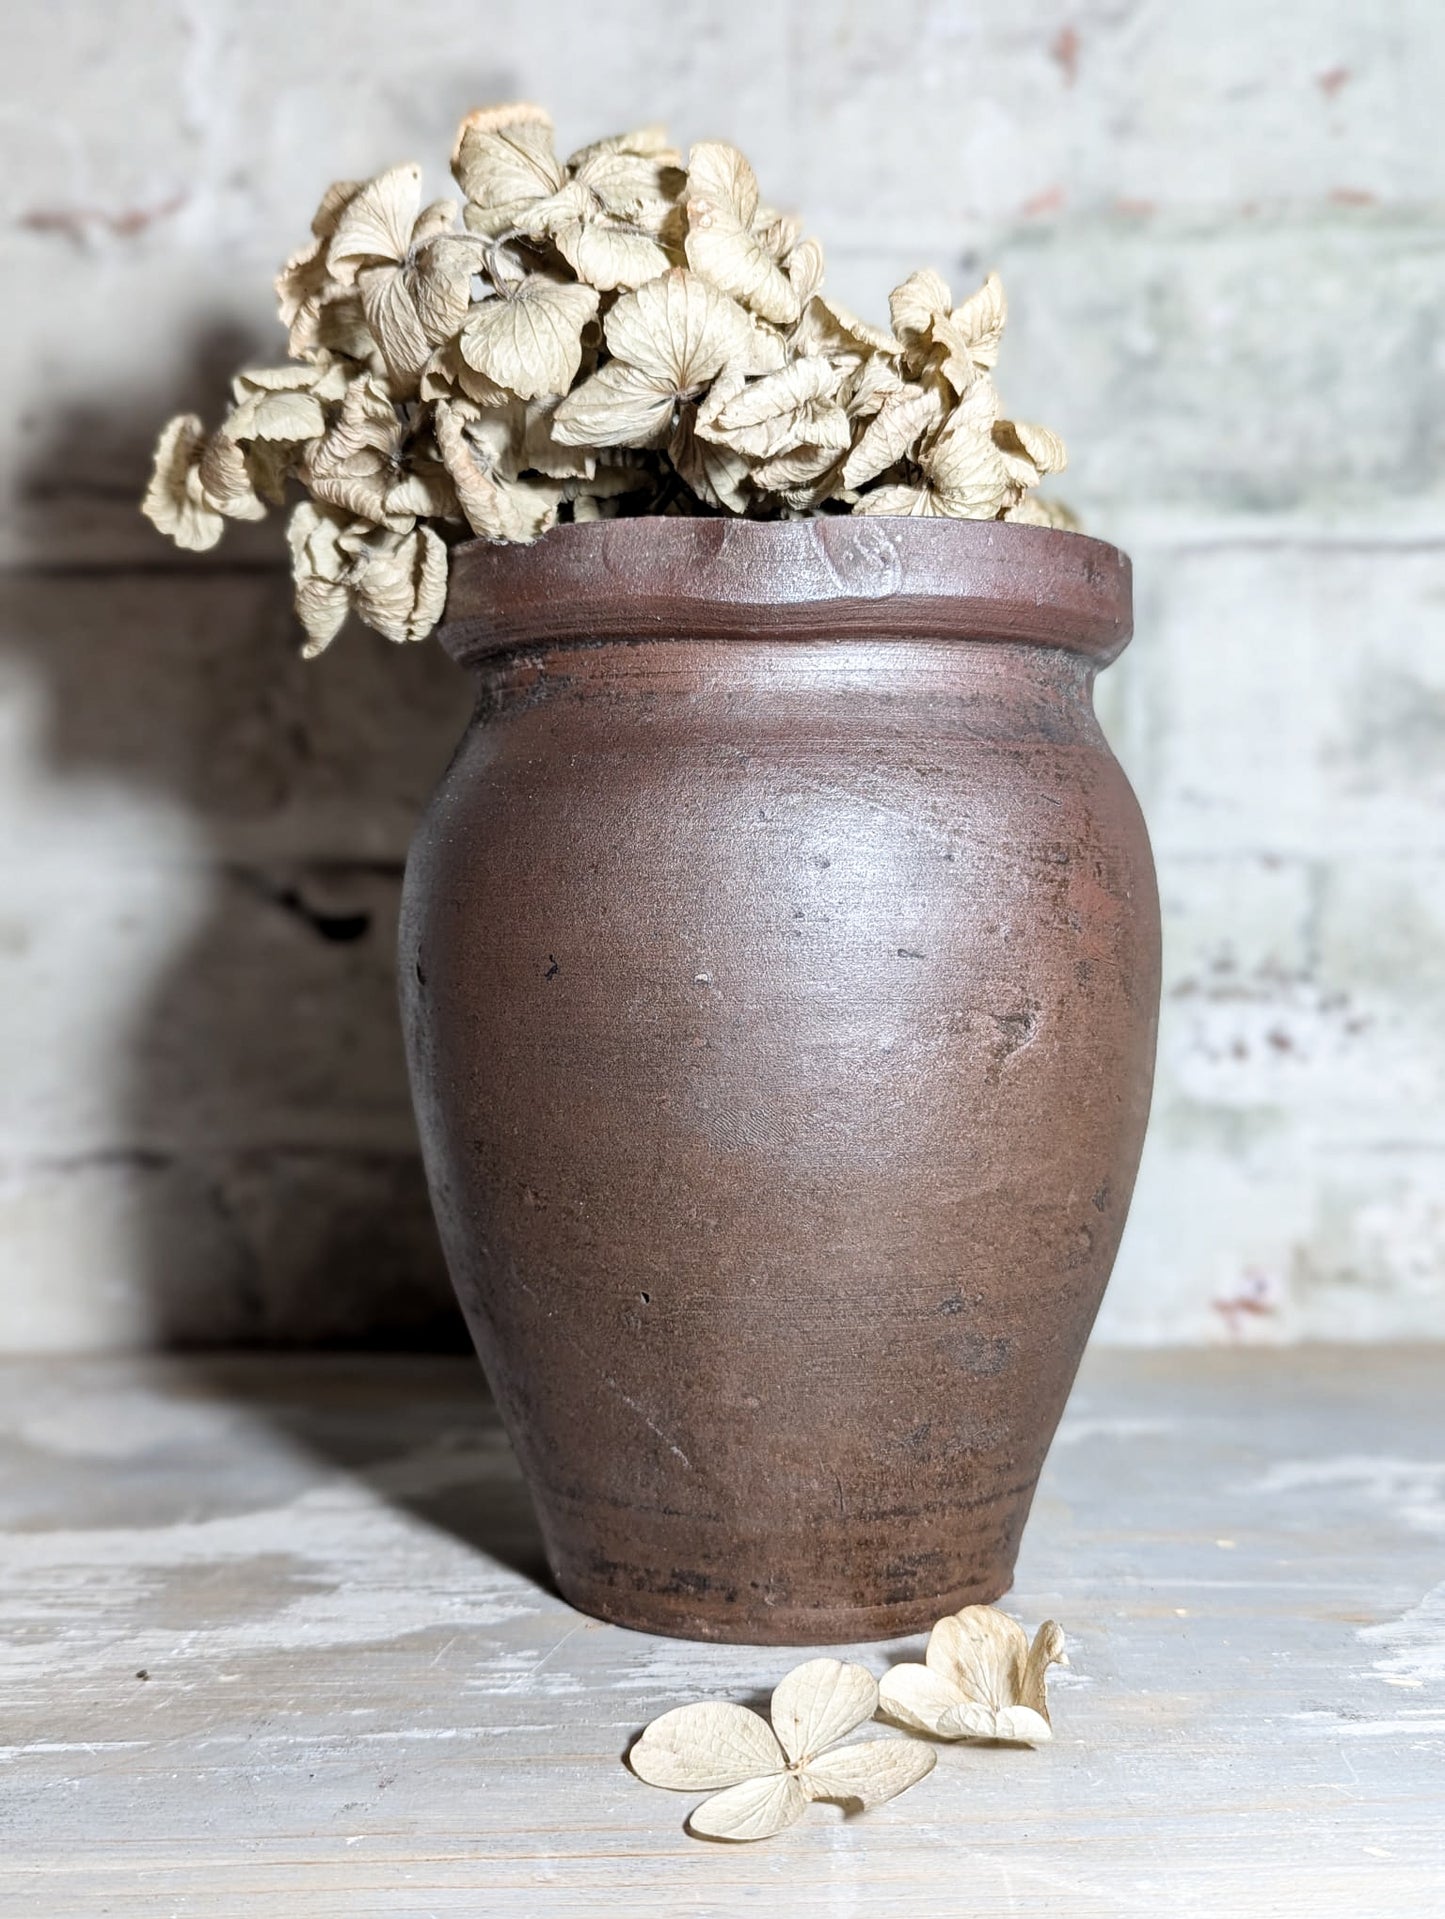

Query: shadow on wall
[[6, 323, 475, 1352]]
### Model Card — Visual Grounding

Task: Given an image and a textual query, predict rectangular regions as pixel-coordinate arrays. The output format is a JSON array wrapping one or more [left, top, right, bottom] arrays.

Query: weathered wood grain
[[1, 1349, 1441, 1916]]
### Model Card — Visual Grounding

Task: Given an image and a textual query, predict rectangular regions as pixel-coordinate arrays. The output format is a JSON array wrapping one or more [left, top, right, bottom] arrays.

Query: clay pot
[[400, 517, 1158, 1644]]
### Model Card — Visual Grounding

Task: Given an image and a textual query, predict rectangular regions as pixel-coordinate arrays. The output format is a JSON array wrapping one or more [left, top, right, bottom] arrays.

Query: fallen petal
[[876, 1660, 962, 1736], [629, 1700, 786, 1792], [801, 1736, 937, 1809], [687, 1770, 808, 1843], [770, 1659, 878, 1767]]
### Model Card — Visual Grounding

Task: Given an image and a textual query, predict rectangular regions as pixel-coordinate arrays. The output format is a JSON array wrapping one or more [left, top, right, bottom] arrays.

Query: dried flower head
[[629, 1657, 935, 1841], [143, 104, 1073, 652], [878, 1605, 1068, 1745]]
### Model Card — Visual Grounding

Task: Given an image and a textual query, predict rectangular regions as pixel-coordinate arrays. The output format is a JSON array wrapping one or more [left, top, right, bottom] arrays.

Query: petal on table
[[628, 1701, 785, 1791], [926, 1606, 1030, 1709], [686, 1770, 808, 1842], [989, 1705, 1054, 1746], [770, 1658, 879, 1766], [802, 1736, 937, 1809], [876, 1660, 962, 1736], [1020, 1619, 1067, 1721]]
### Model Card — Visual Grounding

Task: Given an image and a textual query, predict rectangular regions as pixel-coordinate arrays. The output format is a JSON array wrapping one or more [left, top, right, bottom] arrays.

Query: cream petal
[[435, 402, 559, 541], [684, 142, 800, 326], [989, 1705, 1054, 1745], [945, 271, 1008, 371], [840, 381, 947, 488], [567, 123, 678, 169], [572, 146, 684, 230], [629, 1701, 786, 1792], [552, 361, 674, 449], [876, 1660, 963, 1735], [937, 1699, 1006, 1741], [410, 235, 489, 340], [770, 1660, 879, 1767], [328, 165, 423, 279], [686, 1771, 808, 1843], [603, 268, 758, 392], [889, 267, 951, 345], [287, 502, 354, 656], [668, 409, 752, 513], [1010, 420, 1068, 477], [452, 101, 564, 235], [308, 177, 366, 243], [750, 434, 847, 492], [950, 375, 1002, 437], [141, 415, 224, 551], [1004, 494, 1078, 530], [196, 433, 267, 522], [412, 197, 459, 247], [1021, 1620, 1068, 1717], [927, 424, 1014, 517], [738, 320, 789, 376], [458, 279, 600, 401], [794, 295, 901, 360], [521, 398, 597, 479], [785, 236, 827, 304], [295, 576, 351, 657], [350, 524, 448, 644], [226, 386, 328, 444], [553, 218, 673, 292], [852, 482, 940, 516], [360, 270, 433, 392], [801, 1737, 937, 1809], [703, 355, 839, 436], [752, 203, 803, 262], [569, 458, 655, 500], [842, 355, 907, 419], [926, 1606, 1031, 1710], [512, 179, 594, 239]]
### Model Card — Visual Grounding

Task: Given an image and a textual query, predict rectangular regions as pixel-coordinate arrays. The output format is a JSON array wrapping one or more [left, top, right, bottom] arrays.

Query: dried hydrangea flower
[[347, 521, 449, 645], [515, 125, 685, 291], [301, 375, 454, 529], [456, 273, 600, 403], [315, 164, 488, 394], [143, 101, 1075, 652], [840, 380, 948, 490], [878, 1606, 1068, 1745], [433, 399, 563, 542], [1005, 493, 1080, 529], [224, 361, 350, 445], [993, 419, 1069, 488], [141, 415, 268, 551], [890, 268, 1006, 395], [553, 267, 778, 450], [286, 501, 447, 657], [683, 142, 802, 327], [275, 177, 367, 360], [453, 101, 566, 238], [629, 1658, 935, 1842]]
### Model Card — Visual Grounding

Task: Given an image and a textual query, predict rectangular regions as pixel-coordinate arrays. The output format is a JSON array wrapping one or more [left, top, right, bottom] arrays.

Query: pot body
[[401, 520, 1159, 1642]]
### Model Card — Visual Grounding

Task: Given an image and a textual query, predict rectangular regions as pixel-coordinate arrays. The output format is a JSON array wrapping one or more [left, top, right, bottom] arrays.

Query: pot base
[[552, 1570, 1015, 1646]]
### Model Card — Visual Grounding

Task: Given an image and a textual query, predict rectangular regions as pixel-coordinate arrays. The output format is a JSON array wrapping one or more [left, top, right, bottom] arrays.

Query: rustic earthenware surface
[[401, 518, 1159, 1643]]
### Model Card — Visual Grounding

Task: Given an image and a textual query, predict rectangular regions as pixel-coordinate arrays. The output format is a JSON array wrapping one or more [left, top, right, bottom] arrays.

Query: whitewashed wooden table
[[1, 1348, 1441, 1916]]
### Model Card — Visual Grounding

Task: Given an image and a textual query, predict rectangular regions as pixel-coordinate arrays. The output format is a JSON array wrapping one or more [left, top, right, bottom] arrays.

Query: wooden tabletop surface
[[2, 1347, 1441, 1917]]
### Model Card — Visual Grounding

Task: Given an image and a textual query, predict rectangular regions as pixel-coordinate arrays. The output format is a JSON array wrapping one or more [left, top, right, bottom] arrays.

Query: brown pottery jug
[[400, 516, 1159, 1643]]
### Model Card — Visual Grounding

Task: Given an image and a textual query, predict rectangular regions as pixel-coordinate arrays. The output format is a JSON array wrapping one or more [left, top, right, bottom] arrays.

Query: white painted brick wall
[[2, 0, 1441, 1346]]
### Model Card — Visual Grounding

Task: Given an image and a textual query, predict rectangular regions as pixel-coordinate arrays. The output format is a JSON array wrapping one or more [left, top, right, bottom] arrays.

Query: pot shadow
[[8, 322, 553, 1592]]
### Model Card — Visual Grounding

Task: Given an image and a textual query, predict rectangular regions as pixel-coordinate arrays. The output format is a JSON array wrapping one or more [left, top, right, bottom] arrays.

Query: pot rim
[[439, 515, 1132, 668]]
